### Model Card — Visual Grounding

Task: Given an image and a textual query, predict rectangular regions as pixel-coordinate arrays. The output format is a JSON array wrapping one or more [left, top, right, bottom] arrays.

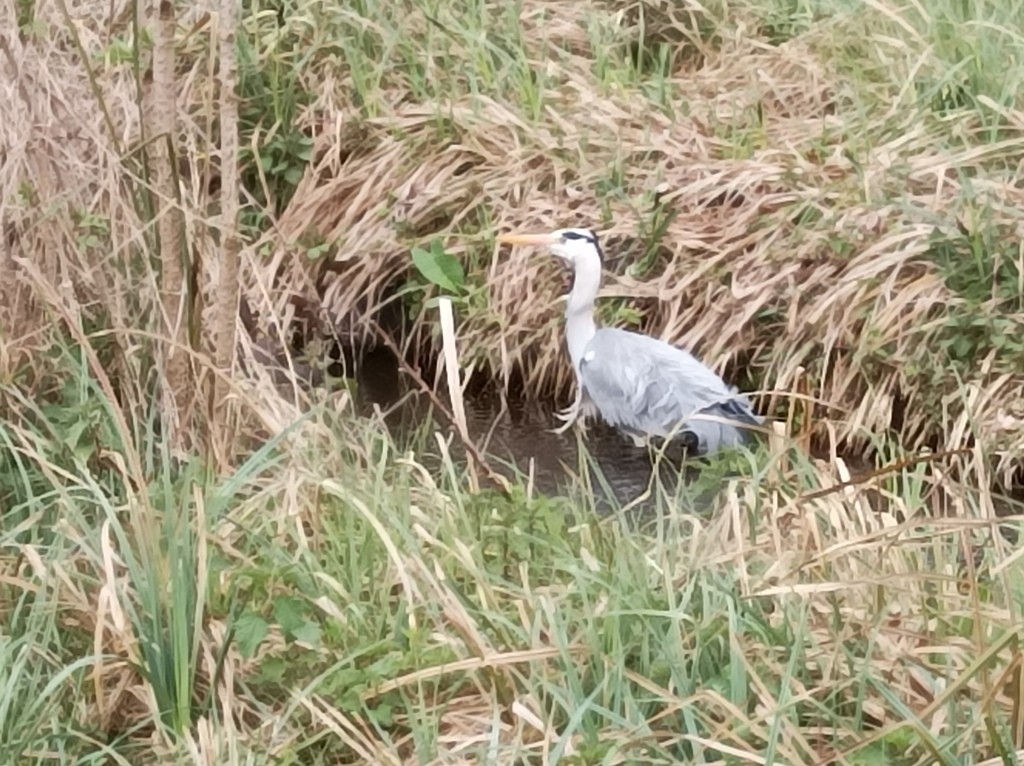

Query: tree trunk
[[213, 0, 241, 465], [150, 0, 193, 452]]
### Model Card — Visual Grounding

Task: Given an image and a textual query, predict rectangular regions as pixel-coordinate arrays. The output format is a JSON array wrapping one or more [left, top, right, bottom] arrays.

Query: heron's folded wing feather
[[579, 328, 759, 437]]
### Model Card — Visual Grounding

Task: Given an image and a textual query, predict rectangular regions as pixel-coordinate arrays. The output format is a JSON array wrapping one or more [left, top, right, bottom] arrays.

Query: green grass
[[3, 0, 1024, 761], [2, 338, 1023, 763]]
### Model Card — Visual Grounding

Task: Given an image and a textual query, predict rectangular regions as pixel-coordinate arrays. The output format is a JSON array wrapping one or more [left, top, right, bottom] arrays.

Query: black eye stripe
[[559, 229, 603, 264]]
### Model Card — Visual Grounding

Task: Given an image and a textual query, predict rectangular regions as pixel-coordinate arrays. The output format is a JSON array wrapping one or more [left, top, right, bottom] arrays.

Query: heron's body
[[577, 327, 761, 454], [499, 227, 762, 456]]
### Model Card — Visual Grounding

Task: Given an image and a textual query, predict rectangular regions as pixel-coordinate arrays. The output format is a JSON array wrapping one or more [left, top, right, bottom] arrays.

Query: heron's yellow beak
[[496, 232, 560, 247]]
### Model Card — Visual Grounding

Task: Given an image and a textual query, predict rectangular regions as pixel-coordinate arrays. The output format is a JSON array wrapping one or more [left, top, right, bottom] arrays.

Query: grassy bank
[[244, 0, 1024, 460], [3, 344, 1023, 764], [2, 0, 1024, 763]]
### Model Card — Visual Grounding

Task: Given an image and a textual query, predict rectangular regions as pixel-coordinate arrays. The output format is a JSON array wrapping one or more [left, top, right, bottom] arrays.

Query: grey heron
[[497, 227, 763, 456]]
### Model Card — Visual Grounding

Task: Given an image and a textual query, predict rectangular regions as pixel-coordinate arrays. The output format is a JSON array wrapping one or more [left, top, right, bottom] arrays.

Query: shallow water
[[347, 347, 727, 515], [340, 346, 1024, 526]]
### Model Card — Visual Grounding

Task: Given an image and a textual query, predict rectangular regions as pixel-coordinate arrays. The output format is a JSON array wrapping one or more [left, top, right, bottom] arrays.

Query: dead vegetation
[[2, 0, 1024, 762], [4, 0, 1023, 466], [242, 0, 1024, 472]]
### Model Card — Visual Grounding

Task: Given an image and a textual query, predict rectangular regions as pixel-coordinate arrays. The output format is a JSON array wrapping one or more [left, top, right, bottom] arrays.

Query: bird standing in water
[[497, 227, 762, 456]]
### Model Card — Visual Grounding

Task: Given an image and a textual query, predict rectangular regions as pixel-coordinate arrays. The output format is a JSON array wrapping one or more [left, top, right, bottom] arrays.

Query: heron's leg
[[550, 388, 584, 434], [554, 386, 582, 420]]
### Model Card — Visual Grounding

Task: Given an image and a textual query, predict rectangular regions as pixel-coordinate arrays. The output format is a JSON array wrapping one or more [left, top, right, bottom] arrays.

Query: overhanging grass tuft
[[221, 0, 1024, 463]]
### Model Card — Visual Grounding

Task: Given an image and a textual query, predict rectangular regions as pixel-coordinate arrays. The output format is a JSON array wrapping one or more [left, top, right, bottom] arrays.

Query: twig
[[797, 447, 973, 503], [366, 316, 512, 496]]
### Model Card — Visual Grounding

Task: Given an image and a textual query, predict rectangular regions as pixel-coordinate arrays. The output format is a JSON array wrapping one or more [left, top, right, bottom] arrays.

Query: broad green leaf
[[368, 703, 394, 727], [273, 597, 307, 639], [235, 611, 269, 658], [292, 619, 322, 647], [410, 242, 464, 293]]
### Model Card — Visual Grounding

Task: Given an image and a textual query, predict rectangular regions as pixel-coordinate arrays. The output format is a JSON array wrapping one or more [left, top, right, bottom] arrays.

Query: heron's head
[[497, 227, 604, 272]]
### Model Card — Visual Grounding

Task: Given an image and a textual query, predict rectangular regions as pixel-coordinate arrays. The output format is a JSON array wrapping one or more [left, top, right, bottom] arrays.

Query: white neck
[[565, 255, 601, 373]]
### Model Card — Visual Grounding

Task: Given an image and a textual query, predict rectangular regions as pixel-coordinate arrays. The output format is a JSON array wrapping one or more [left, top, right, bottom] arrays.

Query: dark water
[[336, 345, 1024, 529], [347, 347, 729, 516]]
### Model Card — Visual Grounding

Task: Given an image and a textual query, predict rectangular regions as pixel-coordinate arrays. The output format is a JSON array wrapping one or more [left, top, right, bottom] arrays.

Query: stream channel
[[344, 346, 737, 517]]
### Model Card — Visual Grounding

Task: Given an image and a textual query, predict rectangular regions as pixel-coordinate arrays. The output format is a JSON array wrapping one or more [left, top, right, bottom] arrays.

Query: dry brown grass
[[3, 0, 1023, 466], [237, 0, 1024, 471], [2, 0, 1024, 762]]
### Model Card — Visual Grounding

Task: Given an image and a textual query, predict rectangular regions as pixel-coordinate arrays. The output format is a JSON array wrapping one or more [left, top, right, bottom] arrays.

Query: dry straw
[[1, 0, 1023, 761], [241, 23, 1024, 475]]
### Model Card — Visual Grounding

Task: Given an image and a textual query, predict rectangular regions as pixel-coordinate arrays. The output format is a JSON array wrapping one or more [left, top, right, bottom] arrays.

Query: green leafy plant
[[410, 239, 466, 295]]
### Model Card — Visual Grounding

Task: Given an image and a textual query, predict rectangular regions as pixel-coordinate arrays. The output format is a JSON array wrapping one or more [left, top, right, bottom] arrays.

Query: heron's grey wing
[[579, 328, 761, 454]]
